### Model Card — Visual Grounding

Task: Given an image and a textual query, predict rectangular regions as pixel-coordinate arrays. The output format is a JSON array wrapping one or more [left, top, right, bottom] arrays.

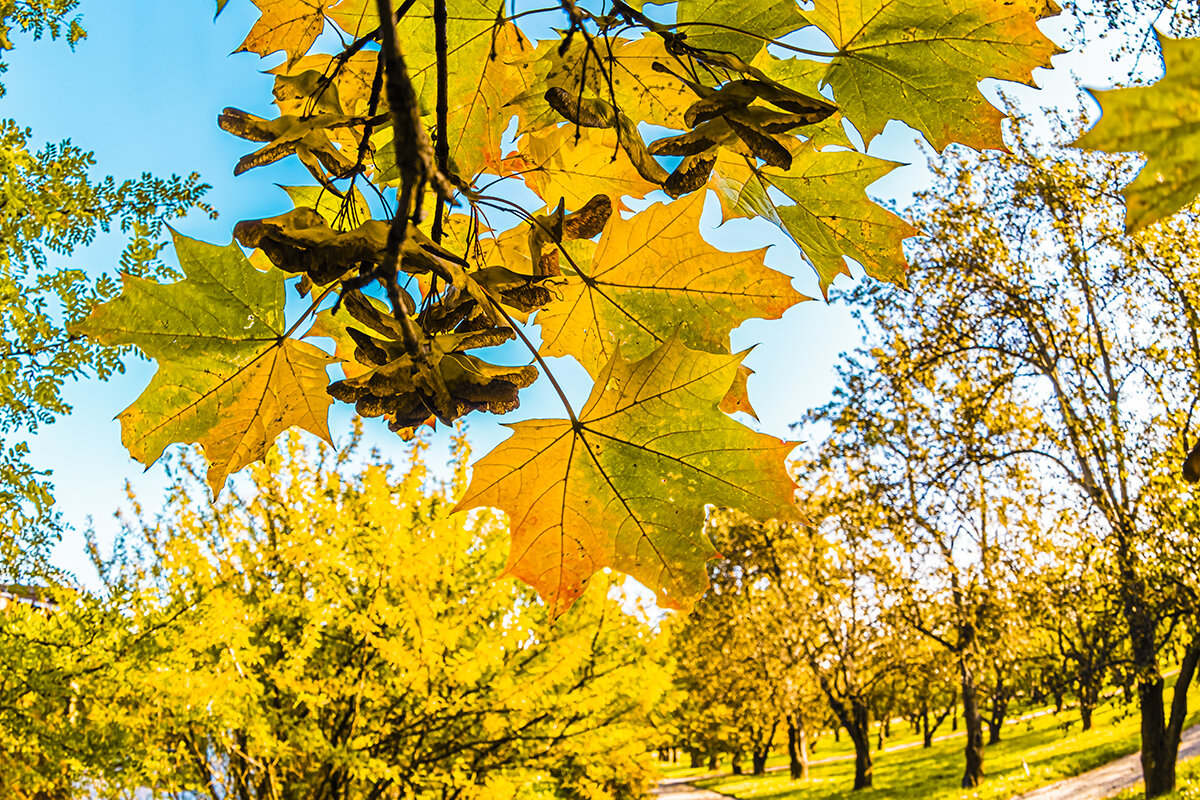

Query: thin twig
[[485, 294, 579, 427], [431, 0, 451, 242]]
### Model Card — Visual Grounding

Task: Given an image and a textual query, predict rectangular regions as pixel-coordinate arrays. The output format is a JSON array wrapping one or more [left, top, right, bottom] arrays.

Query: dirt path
[[1011, 724, 1200, 800], [652, 777, 732, 800]]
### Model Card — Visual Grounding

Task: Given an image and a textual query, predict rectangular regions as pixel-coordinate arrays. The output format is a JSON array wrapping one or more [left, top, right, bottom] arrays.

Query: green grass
[[655, 762, 715, 781], [1112, 759, 1200, 800], [682, 675, 1200, 800]]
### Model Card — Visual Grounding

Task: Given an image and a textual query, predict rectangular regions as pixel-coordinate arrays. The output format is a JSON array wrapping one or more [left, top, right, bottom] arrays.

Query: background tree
[[835, 120, 1200, 797], [810, 290, 1056, 788], [0, 0, 211, 581], [6, 430, 666, 798]]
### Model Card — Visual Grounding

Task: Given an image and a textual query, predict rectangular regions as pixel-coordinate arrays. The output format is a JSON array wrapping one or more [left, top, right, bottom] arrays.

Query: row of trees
[[659, 122, 1200, 799], [0, 429, 665, 799]]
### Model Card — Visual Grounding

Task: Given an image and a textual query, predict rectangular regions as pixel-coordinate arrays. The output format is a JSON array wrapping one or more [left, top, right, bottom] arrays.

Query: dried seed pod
[[457, 327, 517, 350], [725, 117, 791, 169], [346, 327, 391, 366], [664, 151, 718, 198], [562, 194, 613, 239], [544, 87, 615, 128]]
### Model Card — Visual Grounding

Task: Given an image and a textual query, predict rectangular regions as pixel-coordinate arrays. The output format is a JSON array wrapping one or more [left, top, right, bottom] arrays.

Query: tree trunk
[[987, 695, 1007, 745], [708, 752, 718, 771], [731, 751, 744, 776], [961, 670, 985, 788], [1140, 675, 1174, 798], [749, 718, 779, 776], [787, 714, 809, 780], [689, 748, 703, 769], [1139, 638, 1200, 800], [848, 698, 873, 790], [1080, 698, 1094, 732], [818, 676, 873, 790]]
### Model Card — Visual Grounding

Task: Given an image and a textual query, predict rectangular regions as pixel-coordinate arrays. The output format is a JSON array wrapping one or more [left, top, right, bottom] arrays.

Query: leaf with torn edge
[[806, 0, 1061, 151], [70, 231, 336, 493], [238, 0, 327, 68], [455, 334, 800, 614], [711, 144, 918, 296], [1074, 35, 1200, 232]]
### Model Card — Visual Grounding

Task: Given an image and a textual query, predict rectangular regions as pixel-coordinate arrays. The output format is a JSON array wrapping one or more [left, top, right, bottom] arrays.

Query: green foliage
[[0, 8, 211, 580], [0, 0, 84, 90], [3, 432, 666, 797]]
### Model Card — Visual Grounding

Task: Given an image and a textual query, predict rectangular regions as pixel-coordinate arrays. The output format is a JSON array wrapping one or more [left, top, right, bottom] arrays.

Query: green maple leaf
[[455, 335, 800, 614], [808, 0, 1062, 151], [675, 0, 807, 62], [711, 144, 918, 295], [71, 232, 336, 493], [535, 190, 806, 372], [1074, 36, 1200, 232]]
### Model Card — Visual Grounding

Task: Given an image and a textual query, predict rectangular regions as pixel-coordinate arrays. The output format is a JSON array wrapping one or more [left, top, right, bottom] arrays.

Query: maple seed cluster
[[233, 204, 548, 435]]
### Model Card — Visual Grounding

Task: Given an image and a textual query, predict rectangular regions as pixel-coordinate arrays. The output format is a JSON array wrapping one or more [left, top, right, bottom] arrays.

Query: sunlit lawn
[[1112, 758, 1200, 800], [669, 673, 1200, 800]]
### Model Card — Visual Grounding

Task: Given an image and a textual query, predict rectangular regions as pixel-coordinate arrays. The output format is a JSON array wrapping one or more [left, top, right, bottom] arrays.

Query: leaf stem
[[374, 0, 433, 357], [280, 283, 339, 342], [484, 295, 579, 427]]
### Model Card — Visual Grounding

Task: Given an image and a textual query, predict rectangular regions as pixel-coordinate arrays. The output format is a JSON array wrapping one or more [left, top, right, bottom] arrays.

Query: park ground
[[655, 672, 1200, 800]]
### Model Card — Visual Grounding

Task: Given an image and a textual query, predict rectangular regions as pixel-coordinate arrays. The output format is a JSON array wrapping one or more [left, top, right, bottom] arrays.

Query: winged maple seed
[[72, 0, 1064, 611]]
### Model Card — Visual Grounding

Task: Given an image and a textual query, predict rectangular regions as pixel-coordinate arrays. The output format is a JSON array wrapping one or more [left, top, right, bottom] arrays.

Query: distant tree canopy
[[2, 431, 666, 798]]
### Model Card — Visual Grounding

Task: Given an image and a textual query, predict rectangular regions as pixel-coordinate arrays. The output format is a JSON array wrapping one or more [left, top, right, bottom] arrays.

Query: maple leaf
[[507, 36, 695, 135], [711, 144, 919, 295], [455, 335, 800, 614], [535, 190, 806, 371], [807, 0, 1061, 151], [270, 51, 380, 118], [326, 0, 376, 37], [280, 184, 372, 231], [439, 23, 531, 178], [675, 0, 806, 61], [70, 232, 336, 493], [1074, 35, 1200, 232], [238, 0, 327, 68], [511, 126, 662, 209]]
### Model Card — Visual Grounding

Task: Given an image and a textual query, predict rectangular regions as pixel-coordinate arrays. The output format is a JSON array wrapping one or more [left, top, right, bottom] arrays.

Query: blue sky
[[5, 0, 1130, 582]]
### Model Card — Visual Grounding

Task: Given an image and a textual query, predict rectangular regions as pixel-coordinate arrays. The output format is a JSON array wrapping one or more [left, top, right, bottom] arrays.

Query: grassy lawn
[[1112, 759, 1200, 800], [678, 675, 1200, 800]]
